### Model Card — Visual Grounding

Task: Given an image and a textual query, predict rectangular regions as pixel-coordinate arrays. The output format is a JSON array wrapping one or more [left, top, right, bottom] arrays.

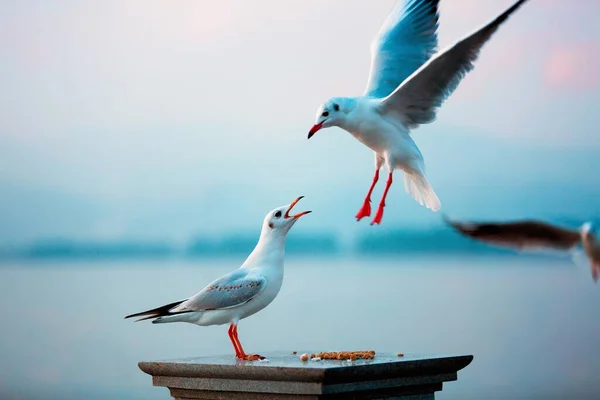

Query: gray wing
[[378, 0, 529, 129], [171, 269, 267, 313], [364, 0, 440, 99], [445, 217, 581, 252]]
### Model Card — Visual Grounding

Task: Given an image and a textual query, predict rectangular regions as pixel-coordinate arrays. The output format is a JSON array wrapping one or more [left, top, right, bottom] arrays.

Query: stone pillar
[[139, 352, 473, 399]]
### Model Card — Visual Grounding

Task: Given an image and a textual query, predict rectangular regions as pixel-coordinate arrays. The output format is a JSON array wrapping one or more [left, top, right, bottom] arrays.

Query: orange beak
[[307, 121, 324, 139], [284, 196, 312, 219]]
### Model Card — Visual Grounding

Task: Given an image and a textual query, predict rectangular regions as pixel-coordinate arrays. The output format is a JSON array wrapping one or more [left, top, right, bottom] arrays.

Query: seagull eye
[[322, 111, 329, 117], [274, 211, 282, 218], [333, 104, 339, 111]]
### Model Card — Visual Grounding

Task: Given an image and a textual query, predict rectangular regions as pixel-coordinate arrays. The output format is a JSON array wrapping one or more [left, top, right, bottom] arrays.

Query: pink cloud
[[544, 44, 600, 91]]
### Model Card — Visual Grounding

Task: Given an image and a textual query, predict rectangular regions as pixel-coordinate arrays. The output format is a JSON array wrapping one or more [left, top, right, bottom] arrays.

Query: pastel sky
[[1, 0, 599, 244]]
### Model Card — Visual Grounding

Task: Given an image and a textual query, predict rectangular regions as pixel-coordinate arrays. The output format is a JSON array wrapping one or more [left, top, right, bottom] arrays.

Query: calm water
[[0, 255, 598, 400]]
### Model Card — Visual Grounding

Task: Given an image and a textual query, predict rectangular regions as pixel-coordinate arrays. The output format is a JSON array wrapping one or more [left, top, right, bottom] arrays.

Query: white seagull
[[307, 0, 530, 225], [445, 217, 600, 283], [125, 197, 311, 360]]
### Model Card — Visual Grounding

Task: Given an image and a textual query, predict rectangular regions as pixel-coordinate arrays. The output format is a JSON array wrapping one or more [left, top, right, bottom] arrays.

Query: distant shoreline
[[0, 227, 567, 261]]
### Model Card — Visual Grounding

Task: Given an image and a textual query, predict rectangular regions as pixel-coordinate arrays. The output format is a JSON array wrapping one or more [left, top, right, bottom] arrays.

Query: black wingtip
[[492, 0, 530, 29], [406, 0, 441, 28], [124, 310, 151, 320], [124, 299, 186, 322], [135, 315, 160, 322]]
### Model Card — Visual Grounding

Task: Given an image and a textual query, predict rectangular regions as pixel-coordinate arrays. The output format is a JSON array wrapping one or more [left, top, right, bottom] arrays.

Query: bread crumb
[[397, 353, 404, 357], [300, 353, 309, 362], [292, 351, 297, 355], [313, 350, 376, 361]]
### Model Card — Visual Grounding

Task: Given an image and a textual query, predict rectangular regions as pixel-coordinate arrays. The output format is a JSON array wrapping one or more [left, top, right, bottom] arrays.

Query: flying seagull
[[445, 217, 600, 283], [125, 197, 311, 360], [307, 0, 530, 224]]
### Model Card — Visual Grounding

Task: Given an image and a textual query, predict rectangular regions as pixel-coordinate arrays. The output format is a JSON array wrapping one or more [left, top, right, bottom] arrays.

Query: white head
[[308, 97, 353, 139], [581, 221, 597, 240], [260, 196, 311, 238]]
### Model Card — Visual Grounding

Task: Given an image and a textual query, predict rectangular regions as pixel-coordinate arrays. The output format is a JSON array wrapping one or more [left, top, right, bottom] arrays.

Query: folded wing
[[124, 269, 267, 322], [171, 269, 267, 313]]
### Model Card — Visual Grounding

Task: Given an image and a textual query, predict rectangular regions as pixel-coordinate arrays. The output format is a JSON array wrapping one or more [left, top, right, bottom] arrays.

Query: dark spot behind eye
[[274, 210, 282, 218], [322, 111, 329, 117], [333, 104, 340, 111]]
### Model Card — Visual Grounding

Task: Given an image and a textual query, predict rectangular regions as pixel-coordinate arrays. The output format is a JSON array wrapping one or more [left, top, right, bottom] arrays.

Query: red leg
[[370, 172, 393, 225], [228, 324, 242, 358], [356, 169, 380, 221], [232, 324, 265, 361]]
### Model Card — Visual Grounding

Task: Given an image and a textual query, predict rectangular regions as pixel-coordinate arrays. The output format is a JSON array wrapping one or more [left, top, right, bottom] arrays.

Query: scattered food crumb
[[297, 351, 376, 361], [397, 353, 404, 357], [313, 350, 376, 361]]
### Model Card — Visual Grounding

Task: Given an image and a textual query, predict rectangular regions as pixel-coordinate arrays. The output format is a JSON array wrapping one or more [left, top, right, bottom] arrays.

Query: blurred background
[[0, 0, 599, 399]]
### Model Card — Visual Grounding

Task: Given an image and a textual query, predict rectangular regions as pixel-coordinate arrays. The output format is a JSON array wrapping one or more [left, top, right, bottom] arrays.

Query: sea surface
[[0, 255, 598, 400]]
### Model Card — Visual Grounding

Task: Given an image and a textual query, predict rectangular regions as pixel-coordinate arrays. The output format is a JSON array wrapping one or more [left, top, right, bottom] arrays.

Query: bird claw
[[370, 206, 385, 225], [355, 200, 372, 221]]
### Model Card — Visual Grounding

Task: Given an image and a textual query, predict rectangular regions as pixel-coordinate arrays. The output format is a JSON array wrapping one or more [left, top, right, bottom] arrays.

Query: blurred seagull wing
[[445, 218, 581, 252]]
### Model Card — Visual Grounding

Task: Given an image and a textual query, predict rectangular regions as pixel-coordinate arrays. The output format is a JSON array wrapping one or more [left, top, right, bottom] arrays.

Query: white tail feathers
[[152, 312, 199, 324], [403, 172, 441, 212]]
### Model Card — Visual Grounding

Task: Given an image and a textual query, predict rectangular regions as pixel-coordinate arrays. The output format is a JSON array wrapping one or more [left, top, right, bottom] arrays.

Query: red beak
[[284, 196, 312, 219], [307, 121, 324, 139]]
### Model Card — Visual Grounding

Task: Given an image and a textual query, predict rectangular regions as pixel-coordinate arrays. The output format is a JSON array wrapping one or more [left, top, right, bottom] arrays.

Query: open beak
[[307, 121, 324, 139], [284, 196, 312, 219]]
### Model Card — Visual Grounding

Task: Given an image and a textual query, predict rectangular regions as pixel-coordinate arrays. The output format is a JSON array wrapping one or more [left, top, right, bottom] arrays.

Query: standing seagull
[[307, 0, 530, 224], [445, 217, 600, 283], [125, 197, 311, 360]]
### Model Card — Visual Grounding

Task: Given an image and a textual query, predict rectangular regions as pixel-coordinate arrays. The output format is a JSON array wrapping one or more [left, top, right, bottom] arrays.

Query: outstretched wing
[[364, 0, 440, 99], [378, 0, 529, 129], [445, 217, 581, 252], [171, 269, 267, 313]]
